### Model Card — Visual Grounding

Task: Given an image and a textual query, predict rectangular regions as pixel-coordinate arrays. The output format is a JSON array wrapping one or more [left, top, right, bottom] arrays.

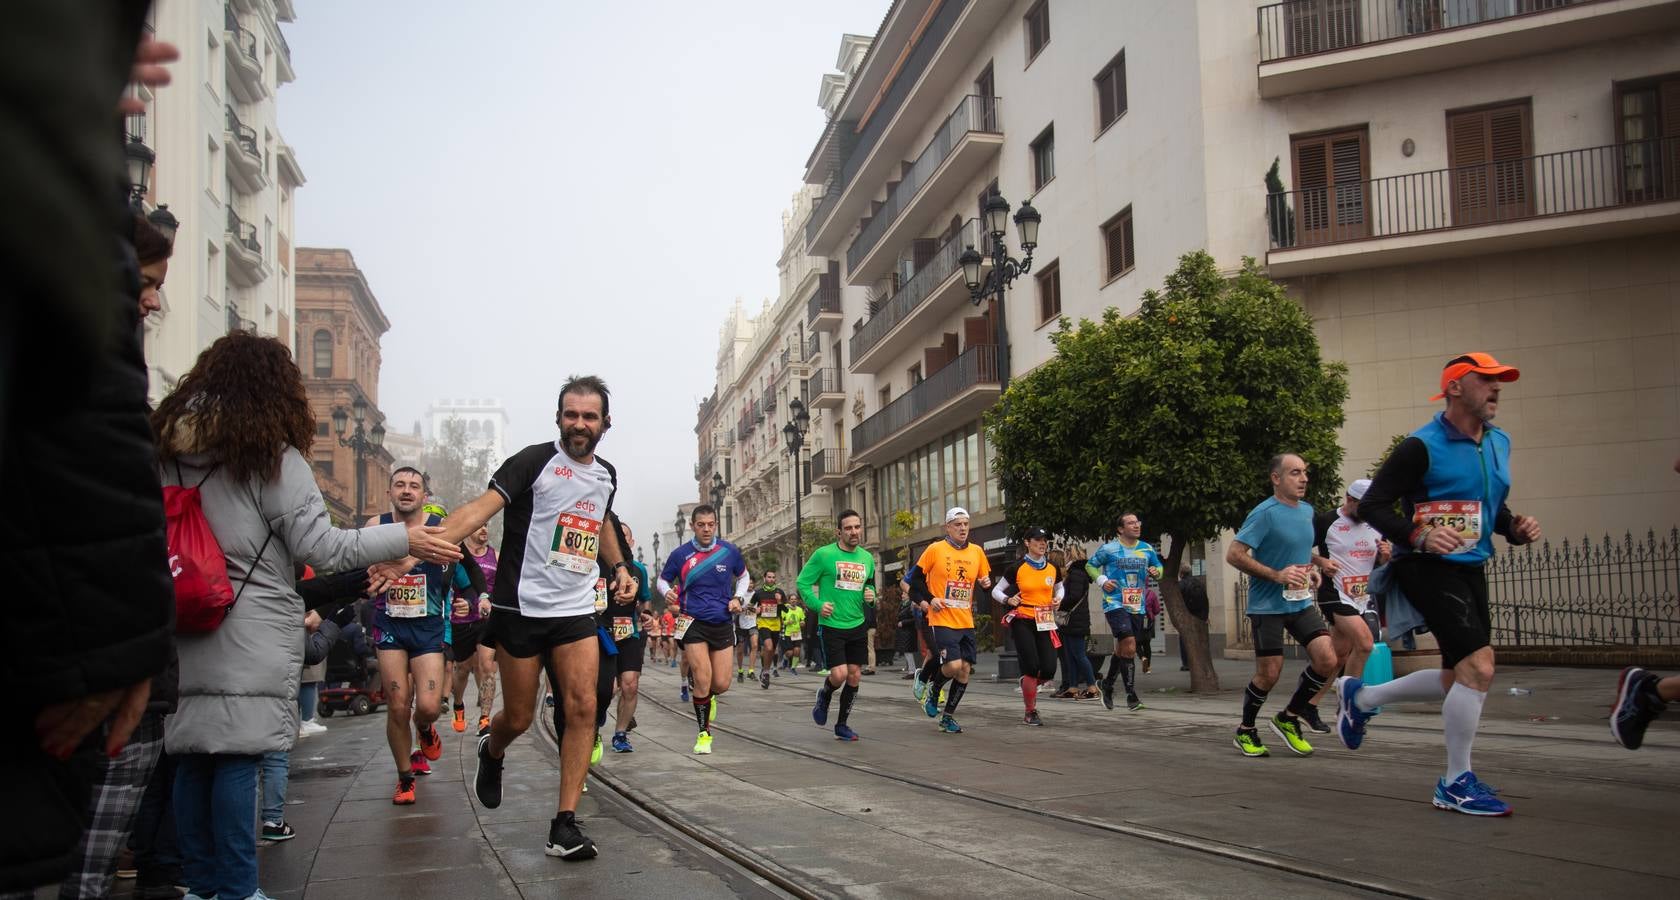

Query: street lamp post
[[652, 532, 661, 564], [331, 395, 385, 522], [782, 398, 811, 572], [674, 512, 686, 546], [124, 133, 155, 207], [959, 192, 1041, 393], [710, 473, 728, 536]]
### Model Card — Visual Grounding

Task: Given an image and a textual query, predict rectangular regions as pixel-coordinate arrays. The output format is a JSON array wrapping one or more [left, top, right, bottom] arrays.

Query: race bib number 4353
[[548, 513, 601, 574], [1415, 500, 1482, 544]]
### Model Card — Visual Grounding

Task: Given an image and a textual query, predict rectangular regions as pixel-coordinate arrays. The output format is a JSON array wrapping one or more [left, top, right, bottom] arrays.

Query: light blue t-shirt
[[1234, 496, 1317, 615], [1087, 540, 1162, 613]]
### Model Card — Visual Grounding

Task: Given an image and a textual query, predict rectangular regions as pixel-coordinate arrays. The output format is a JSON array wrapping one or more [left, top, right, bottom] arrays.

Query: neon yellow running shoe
[[1269, 713, 1314, 757], [590, 732, 603, 766], [693, 731, 713, 755], [1233, 727, 1270, 757]]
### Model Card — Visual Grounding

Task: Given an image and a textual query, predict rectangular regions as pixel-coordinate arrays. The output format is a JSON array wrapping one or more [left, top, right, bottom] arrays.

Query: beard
[[563, 427, 601, 460], [393, 496, 422, 514]]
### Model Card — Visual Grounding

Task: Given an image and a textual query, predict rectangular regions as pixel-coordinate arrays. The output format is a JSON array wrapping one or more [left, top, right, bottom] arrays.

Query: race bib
[[612, 617, 634, 641], [759, 601, 779, 619], [944, 580, 973, 610], [834, 561, 867, 592], [547, 513, 602, 574], [386, 574, 427, 619], [673, 614, 694, 640], [1282, 584, 1314, 602], [1035, 606, 1057, 631], [593, 576, 609, 612], [1341, 574, 1370, 598], [1120, 587, 1144, 612], [1415, 500, 1483, 544]]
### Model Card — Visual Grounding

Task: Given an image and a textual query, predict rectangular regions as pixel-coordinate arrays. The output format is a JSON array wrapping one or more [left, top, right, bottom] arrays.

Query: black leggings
[[544, 645, 616, 740], [1008, 616, 1058, 682]]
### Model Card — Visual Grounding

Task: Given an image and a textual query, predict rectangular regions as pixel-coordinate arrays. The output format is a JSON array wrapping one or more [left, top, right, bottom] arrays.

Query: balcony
[[805, 333, 823, 365], [224, 106, 266, 194], [807, 273, 842, 331], [846, 95, 1003, 284], [224, 207, 267, 286], [1256, 0, 1680, 98], [223, 6, 266, 103], [810, 448, 850, 488], [803, 0, 1007, 256], [807, 367, 845, 411], [849, 219, 990, 374], [1265, 137, 1680, 276], [851, 344, 999, 467], [274, 24, 295, 85]]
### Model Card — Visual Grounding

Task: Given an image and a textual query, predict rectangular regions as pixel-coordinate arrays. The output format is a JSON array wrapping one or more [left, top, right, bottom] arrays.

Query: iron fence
[[1489, 529, 1679, 648], [1258, 0, 1586, 64]]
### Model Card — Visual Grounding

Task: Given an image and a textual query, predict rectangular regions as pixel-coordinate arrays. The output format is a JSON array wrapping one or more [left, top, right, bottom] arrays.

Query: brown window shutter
[[912, 238, 938, 270], [1120, 214, 1135, 273], [963, 315, 991, 347], [1293, 138, 1330, 237], [1449, 102, 1531, 224]]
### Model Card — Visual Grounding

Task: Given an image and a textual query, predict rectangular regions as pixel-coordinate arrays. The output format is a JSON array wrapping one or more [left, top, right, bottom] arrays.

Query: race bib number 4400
[[834, 561, 867, 592], [1415, 500, 1483, 544], [548, 513, 601, 574]]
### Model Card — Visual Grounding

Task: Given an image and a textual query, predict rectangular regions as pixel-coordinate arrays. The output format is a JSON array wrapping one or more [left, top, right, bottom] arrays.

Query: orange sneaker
[[393, 778, 416, 805], [419, 725, 442, 761], [477, 715, 491, 735], [452, 709, 466, 733]]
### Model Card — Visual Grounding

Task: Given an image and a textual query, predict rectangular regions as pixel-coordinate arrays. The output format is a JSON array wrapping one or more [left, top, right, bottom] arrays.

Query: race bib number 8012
[[548, 513, 602, 574]]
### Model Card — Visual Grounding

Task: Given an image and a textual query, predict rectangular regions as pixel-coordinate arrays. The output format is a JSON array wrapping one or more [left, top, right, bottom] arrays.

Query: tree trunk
[[1160, 534, 1220, 693]]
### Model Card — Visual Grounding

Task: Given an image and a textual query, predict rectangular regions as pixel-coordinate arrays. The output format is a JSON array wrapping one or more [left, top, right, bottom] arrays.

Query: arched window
[[312, 329, 332, 378], [468, 420, 481, 436]]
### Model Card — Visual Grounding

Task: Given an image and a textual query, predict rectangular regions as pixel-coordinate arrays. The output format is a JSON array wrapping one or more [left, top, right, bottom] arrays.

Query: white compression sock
[[1354, 669, 1447, 710], [1442, 682, 1487, 782]]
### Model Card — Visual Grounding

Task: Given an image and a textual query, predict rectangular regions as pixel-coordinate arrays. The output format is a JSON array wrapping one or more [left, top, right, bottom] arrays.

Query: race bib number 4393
[[548, 513, 601, 574], [1415, 500, 1482, 544]]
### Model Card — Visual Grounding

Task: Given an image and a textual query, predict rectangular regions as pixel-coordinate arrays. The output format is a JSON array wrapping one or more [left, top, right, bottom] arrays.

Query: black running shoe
[[545, 812, 597, 860], [1100, 680, 1115, 710], [1612, 666, 1668, 751], [1299, 704, 1331, 734], [474, 734, 503, 809]]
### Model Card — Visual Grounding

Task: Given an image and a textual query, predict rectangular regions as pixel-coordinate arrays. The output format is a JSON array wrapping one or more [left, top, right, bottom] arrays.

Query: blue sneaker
[[922, 693, 940, 718], [1335, 676, 1375, 750], [1432, 771, 1511, 816], [834, 723, 859, 741], [680, 684, 690, 703], [611, 732, 633, 753], [812, 686, 832, 726], [938, 715, 962, 734], [912, 672, 927, 701]]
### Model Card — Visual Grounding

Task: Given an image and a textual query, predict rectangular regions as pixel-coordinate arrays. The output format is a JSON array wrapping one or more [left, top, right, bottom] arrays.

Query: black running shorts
[[820, 623, 870, 669], [680, 619, 735, 652], [1389, 555, 1490, 669], [1248, 606, 1330, 658], [485, 610, 596, 659]]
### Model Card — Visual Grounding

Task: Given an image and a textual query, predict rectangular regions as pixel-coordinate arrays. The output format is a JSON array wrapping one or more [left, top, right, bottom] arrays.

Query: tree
[[985, 251, 1348, 692], [798, 519, 838, 562], [420, 416, 501, 548]]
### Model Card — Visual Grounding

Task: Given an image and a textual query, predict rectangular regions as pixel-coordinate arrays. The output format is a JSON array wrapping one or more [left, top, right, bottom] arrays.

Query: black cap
[[1023, 526, 1050, 541]]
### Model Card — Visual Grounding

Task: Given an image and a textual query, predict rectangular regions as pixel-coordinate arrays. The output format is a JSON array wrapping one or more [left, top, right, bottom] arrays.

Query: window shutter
[[1449, 103, 1531, 224], [1104, 210, 1135, 280], [1098, 71, 1116, 128], [1449, 109, 1492, 224], [1330, 135, 1367, 235], [1294, 138, 1330, 238], [1489, 105, 1532, 217], [1661, 79, 1680, 199]]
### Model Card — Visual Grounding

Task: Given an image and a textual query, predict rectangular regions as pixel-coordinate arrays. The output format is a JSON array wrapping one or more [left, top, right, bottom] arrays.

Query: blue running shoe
[[912, 672, 927, 701], [1335, 676, 1375, 751], [834, 724, 859, 741], [922, 693, 940, 718], [812, 687, 832, 726], [680, 684, 690, 703], [1432, 771, 1511, 817], [938, 715, 962, 734], [610, 732, 633, 753]]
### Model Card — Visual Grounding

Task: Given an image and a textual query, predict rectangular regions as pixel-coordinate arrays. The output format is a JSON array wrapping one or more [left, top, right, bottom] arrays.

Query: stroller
[[317, 636, 384, 717]]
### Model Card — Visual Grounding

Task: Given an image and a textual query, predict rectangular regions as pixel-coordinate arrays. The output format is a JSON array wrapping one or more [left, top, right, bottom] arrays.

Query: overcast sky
[[282, 1, 889, 546]]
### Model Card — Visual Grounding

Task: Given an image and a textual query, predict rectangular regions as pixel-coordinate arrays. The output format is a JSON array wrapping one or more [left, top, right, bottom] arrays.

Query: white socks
[[1442, 682, 1487, 781], [1353, 668, 1447, 710]]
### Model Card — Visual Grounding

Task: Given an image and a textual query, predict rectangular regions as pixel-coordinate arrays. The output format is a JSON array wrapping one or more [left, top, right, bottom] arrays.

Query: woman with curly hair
[[153, 332, 459, 900]]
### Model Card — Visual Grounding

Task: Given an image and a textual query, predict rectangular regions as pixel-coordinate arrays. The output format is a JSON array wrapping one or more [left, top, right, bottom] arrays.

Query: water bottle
[[1507, 687, 1532, 696]]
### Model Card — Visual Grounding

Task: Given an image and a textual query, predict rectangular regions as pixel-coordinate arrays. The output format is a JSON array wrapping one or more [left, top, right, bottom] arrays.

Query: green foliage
[[1367, 432, 1411, 479], [973, 614, 998, 653], [799, 520, 838, 560], [887, 509, 917, 540], [984, 251, 1349, 545], [749, 551, 781, 578], [1265, 158, 1294, 247]]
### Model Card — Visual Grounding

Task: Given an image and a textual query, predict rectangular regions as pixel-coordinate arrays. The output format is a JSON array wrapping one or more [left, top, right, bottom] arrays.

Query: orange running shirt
[[1001, 559, 1059, 610], [915, 540, 991, 630]]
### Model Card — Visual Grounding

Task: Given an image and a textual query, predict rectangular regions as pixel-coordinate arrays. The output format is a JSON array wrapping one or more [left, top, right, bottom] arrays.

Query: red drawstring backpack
[[163, 462, 272, 633]]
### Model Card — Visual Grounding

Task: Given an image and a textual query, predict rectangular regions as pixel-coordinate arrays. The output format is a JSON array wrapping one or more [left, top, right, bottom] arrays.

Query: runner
[[373, 376, 635, 859], [448, 525, 495, 734], [659, 607, 677, 667], [781, 601, 805, 673], [908, 508, 993, 734], [992, 527, 1063, 726], [1340, 353, 1542, 815], [659, 505, 749, 754], [752, 569, 788, 688], [734, 583, 759, 684], [606, 521, 654, 753], [1612, 668, 1677, 750], [1297, 478, 1390, 733], [798, 510, 877, 740], [1224, 454, 1340, 759], [1086, 513, 1163, 711], [366, 468, 459, 803]]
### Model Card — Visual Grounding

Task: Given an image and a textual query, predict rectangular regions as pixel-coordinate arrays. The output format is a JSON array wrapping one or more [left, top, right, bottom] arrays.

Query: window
[[879, 386, 892, 408], [312, 329, 332, 377], [314, 457, 333, 479], [908, 363, 923, 385], [1031, 124, 1055, 190], [1024, 0, 1050, 64], [1284, 0, 1359, 56], [1446, 100, 1533, 225], [1036, 261, 1062, 323], [1095, 50, 1127, 133], [316, 421, 329, 437], [1101, 207, 1135, 282], [1613, 74, 1680, 202], [1290, 127, 1368, 244]]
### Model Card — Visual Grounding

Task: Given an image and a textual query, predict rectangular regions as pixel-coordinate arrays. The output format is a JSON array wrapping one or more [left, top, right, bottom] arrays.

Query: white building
[[715, 0, 1680, 652], [426, 398, 511, 466], [136, 0, 302, 403]]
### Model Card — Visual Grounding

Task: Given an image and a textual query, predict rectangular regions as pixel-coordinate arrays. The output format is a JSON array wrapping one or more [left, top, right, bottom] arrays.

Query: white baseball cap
[[944, 507, 970, 523], [1347, 478, 1372, 500]]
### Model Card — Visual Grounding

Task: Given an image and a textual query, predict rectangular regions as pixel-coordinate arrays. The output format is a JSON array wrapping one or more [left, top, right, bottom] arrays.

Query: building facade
[[702, 0, 1680, 653], [134, 0, 303, 403], [425, 398, 512, 467], [296, 248, 392, 523]]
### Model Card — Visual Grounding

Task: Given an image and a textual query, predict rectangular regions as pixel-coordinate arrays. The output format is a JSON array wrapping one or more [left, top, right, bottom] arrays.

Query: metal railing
[[806, 0, 971, 246], [810, 448, 843, 483], [1489, 529, 1679, 649], [847, 95, 1002, 274], [850, 219, 981, 363], [851, 344, 998, 456], [275, 26, 292, 63], [224, 6, 259, 67], [1258, 0, 1586, 63], [807, 367, 842, 397], [807, 277, 841, 324], [806, 333, 823, 362], [225, 207, 260, 255], [1267, 137, 1680, 250], [224, 106, 260, 160]]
